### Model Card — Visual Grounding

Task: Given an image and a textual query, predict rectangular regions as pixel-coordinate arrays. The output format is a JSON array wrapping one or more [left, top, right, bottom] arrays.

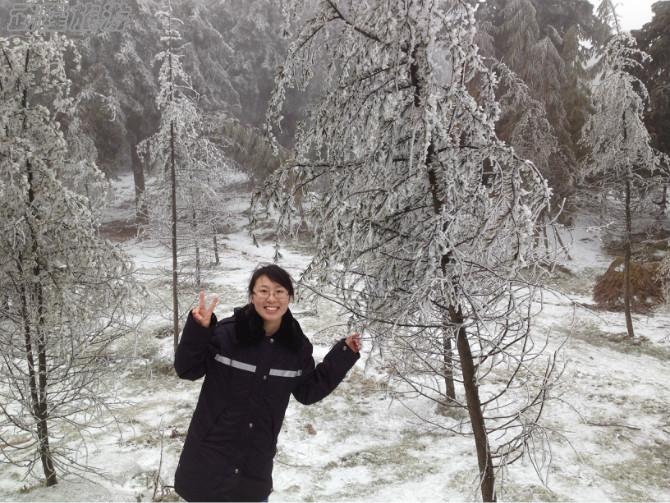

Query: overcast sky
[[591, 0, 657, 31]]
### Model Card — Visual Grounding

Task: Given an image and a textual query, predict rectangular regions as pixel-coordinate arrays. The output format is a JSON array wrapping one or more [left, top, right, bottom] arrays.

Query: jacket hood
[[232, 304, 305, 351]]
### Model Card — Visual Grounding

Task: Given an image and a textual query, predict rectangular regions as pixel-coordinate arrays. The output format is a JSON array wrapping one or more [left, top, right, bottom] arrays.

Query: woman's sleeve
[[174, 310, 217, 380], [292, 337, 360, 405]]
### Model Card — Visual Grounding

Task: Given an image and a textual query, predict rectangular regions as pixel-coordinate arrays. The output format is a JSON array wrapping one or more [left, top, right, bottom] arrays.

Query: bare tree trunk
[[426, 148, 456, 406], [212, 229, 220, 266], [20, 278, 58, 486], [655, 184, 667, 219], [451, 307, 496, 502], [427, 137, 492, 499], [623, 175, 635, 339], [167, 18, 180, 355], [20, 49, 57, 485], [412, 45, 492, 496], [554, 222, 573, 261], [131, 141, 148, 226], [25, 184, 57, 486], [19, 279, 56, 486], [191, 206, 201, 289], [35, 285, 56, 487], [84, 183, 93, 213], [170, 120, 179, 355], [426, 159, 456, 402], [442, 328, 456, 404]]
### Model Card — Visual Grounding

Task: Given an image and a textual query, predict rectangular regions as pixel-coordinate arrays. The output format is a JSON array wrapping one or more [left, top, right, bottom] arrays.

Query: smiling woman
[[173, 264, 362, 502], [247, 266, 294, 337]]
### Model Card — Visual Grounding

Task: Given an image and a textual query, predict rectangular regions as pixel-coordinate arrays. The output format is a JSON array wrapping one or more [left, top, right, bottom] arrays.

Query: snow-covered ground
[[1, 173, 669, 502]]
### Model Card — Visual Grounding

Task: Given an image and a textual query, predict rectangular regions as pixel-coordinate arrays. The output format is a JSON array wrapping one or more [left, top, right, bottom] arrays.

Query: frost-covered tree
[[72, 0, 165, 224], [202, 0, 293, 129], [633, 2, 670, 176], [492, 62, 571, 256], [138, 3, 240, 353], [477, 0, 601, 206], [496, 0, 572, 198], [580, 1, 664, 338], [255, 1, 561, 499], [494, 62, 558, 183], [0, 33, 134, 486]]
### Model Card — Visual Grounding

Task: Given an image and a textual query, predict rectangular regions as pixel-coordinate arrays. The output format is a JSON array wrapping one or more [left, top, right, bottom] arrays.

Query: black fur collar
[[232, 304, 305, 351]]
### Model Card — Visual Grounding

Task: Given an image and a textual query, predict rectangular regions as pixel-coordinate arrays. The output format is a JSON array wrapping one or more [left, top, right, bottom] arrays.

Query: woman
[[173, 264, 361, 502]]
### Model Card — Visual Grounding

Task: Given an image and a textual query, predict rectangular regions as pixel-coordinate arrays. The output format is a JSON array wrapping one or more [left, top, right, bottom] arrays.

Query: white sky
[[590, 0, 656, 31]]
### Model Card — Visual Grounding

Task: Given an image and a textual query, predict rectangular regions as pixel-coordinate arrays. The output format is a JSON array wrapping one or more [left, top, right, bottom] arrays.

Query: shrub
[[593, 257, 664, 312]]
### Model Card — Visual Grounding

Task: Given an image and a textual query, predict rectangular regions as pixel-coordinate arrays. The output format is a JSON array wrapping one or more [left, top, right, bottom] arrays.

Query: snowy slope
[[1, 173, 668, 502]]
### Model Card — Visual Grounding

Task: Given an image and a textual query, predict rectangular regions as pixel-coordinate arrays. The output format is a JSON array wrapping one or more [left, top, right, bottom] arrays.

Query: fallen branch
[[585, 421, 641, 431]]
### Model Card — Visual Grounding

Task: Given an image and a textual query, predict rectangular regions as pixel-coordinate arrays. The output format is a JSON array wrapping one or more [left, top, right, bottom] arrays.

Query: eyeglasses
[[253, 288, 289, 300]]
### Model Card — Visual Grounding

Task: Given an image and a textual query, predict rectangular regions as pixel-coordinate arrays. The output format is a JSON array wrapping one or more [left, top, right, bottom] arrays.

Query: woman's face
[[250, 274, 290, 326]]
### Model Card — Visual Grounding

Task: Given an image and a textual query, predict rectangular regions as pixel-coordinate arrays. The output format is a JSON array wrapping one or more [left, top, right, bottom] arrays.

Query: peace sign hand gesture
[[192, 291, 219, 328]]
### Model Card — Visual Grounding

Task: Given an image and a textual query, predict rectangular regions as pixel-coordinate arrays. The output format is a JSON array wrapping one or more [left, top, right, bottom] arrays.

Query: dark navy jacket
[[173, 304, 360, 502]]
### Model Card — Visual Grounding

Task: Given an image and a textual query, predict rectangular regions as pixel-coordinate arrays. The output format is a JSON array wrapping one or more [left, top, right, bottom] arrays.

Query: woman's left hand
[[345, 333, 362, 353]]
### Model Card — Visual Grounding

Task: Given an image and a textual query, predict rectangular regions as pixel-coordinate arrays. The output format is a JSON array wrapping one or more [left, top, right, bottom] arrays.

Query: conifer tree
[[255, 1, 561, 499], [73, 0, 164, 223], [633, 2, 670, 173], [581, 0, 664, 338], [138, 3, 239, 353], [0, 32, 133, 486], [479, 0, 601, 206]]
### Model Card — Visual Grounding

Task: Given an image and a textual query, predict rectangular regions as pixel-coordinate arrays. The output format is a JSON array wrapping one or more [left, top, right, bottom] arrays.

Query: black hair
[[248, 264, 295, 299]]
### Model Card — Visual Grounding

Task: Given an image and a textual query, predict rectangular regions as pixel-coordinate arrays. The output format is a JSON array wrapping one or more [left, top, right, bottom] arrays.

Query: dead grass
[[593, 257, 664, 313], [566, 321, 670, 361], [99, 219, 140, 242], [596, 440, 670, 500]]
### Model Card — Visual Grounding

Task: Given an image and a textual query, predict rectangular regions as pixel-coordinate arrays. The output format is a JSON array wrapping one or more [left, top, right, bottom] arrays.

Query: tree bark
[[213, 229, 220, 266], [442, 327, 456, 405], [25, 175, 57, 486], [131, 140, 148, 225], [426, 153, 457, 406], [191, 205, 201, 289], [452, 307, 496, 501], [35, 285, 56, 487], [19, 279, 56, 487], [21, 47, 57, 486], [27, 172, 57, 486], [167, 17, 180, 355], [623, 174, 635, 339], [170, 119, 179, 355], [409, 41, 494, 498], [656, 185, 667, 219]]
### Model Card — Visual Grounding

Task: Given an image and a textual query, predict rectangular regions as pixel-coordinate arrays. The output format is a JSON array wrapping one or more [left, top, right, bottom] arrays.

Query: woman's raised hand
[[345, 333, 362, 353], [192, 291, 219, 328]]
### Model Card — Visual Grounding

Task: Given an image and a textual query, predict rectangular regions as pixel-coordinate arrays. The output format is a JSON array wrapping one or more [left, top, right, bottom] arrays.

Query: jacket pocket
[[200, 404, 232, 444]]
